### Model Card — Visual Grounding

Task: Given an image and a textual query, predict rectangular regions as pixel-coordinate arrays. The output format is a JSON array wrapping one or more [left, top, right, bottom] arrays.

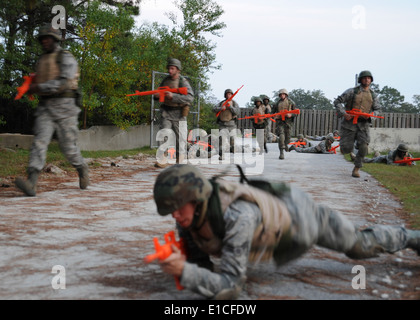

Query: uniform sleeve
[[334, 88, 353, 118], [38, 51, 78, 95], [213, 100, 225, 113], [180, 200, 261, 299], [230, 100, 240, 116]]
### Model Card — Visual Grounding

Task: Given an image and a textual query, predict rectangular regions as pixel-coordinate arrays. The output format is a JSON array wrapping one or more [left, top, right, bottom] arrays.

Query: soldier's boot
[[352, 166, 360, 178], [76, 164, 89, 189], [279, 149, 285, 160], [406, 230, 420, 255], [15, 168, 40, 197]]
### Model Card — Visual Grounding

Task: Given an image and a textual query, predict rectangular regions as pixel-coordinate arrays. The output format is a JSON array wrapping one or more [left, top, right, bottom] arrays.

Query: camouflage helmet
[[279, 89, 289, 96], [262, 95, 270, 101], [224, 89, 233, 98], [254, 97, 262, 104], [297, 134, 304, 139], [358, 70, 374, 83], [326, 133, 335, 142], [37, 23, 62, 42], [397, 143, 409, 153], [167, 58, 182, 71], [153, 164, 213, 216]]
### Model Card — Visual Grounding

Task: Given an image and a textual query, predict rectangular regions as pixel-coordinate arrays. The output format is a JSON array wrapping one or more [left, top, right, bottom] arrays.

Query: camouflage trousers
[[339, 125, 370, 168], [294, 146, 321, 153], [29, 113, 85, 171], [363, 155, 387, 164], [276, 121, 293, 150], [218, 123, 238, 154], [276, 185, 410, 264], [160, 118, 187, 159]]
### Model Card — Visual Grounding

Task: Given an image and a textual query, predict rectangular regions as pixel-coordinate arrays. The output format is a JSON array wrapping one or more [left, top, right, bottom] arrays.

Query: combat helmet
[[224, 89, 233, 98], [167, 58, 182, 71], [254, 97, 262, 104], [37, 23, 62, 42], [326, 133, 335, 143], [153, 164, 213, 216], [358, 70, 374, 83], [397, 144, 409, 153], [278, 89, 289, 96]]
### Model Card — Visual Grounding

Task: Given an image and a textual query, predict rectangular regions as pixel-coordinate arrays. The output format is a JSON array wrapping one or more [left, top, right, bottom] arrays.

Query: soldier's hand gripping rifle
[[15, 73, 36, 100], [216, 85, 244, 118], [393, 157, 420, 166], [127, 86, 188, 102], [329, 144, 340, 154], [144, 230, 186, 290], [272, 109, 300, 121], [345, 108, 384, 124]]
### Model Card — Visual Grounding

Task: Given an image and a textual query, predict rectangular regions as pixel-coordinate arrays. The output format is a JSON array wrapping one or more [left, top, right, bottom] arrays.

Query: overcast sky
[[136, 0, 420, 107]]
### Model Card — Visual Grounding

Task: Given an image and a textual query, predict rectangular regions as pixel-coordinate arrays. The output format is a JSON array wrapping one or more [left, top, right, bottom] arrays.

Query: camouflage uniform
[[364, 146, 417, 166], [288, 134, 311, 149], [272, 89, 297, 159], [293, 134, 334, 154], [153, 164, 420, 299], [334, 71, 381, 170], [156, 59, 194, 164], [212, 90, 240, 157], [15, 24, 88, 196], [252, 98, 268, 153], [262, 96, 273, 140]]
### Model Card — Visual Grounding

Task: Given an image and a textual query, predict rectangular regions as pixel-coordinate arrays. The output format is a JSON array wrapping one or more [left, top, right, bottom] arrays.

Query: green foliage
[[360, 152, 420, 228], [286, 88, 333, 110]]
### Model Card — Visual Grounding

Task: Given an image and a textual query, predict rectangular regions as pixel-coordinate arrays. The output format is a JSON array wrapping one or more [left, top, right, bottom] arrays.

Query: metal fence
[[236, 109, 420, 137]]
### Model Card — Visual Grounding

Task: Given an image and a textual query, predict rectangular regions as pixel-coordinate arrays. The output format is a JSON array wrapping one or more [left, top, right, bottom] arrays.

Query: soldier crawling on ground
[[352, 143, 417, 166], [152, 164, 420, 299], [289, 133, 335, 154]]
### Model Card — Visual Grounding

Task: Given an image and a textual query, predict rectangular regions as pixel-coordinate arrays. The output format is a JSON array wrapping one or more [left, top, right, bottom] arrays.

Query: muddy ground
[[0, 141, 419, 300]]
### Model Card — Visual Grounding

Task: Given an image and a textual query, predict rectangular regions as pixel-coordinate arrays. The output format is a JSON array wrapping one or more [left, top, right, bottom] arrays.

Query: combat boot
[[15, 168, 40, 196], [279, 149, 285, 160], [406, 230, 420, 255], [76, 164, 89, 189], [352, 166, 360, 178]]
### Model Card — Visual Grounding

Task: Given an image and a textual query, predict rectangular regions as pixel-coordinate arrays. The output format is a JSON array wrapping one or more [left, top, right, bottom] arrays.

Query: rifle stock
[[15, 73, 35, 100]]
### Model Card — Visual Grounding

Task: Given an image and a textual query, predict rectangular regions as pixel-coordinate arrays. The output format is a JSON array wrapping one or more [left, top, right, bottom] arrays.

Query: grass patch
[[348, 152, 420, 229], [0, 141, 156, 179]]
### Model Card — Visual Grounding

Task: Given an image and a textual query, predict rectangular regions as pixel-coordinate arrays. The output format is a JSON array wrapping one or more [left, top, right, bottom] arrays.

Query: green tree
[[285, 89, 333, 110]]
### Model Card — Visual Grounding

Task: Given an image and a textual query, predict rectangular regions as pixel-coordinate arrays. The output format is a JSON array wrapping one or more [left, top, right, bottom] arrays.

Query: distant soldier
[[334, 70, 381, 178], [288, 134, 311, 149], [213, 89, 240, 160], [252, 97, 268, 154], [154, 58, 194, 168], [152, 164, 420, 299], [290, 133, 335, 154], [361, 144, 417, 166], [272, 89, 297, 160], [262, 95, 273, 146], [15, 23, 89, 196]]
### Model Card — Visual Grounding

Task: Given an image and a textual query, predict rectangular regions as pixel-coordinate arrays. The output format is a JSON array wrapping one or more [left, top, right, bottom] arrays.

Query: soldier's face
[[172, 202, 196, 228], [225, 92, 233, 100], [168, 66, 180, 79], [279, 93, 287, 100], [39, 36, 56, 53], [360, 77, 372, 87]]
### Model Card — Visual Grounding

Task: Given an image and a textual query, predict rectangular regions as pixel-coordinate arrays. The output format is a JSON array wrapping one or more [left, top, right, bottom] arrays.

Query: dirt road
[[0, 141, 419, 300]]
